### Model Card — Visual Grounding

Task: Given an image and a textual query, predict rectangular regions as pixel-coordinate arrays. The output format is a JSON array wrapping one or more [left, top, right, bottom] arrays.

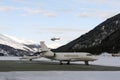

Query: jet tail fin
[[40, 41, 55, 57], [40, 41, 50, 52]]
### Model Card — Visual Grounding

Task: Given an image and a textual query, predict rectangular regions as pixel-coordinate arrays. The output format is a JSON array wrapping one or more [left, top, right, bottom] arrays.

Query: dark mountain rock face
[[101, 28, 120, 53], [55, 13, 120, 54]]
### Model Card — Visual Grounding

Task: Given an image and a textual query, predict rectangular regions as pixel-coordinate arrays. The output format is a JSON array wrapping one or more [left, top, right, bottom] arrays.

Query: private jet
[[20, 41, 97, 65]]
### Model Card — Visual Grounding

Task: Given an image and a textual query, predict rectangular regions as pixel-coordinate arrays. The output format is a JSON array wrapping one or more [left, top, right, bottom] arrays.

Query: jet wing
[[20, 55, 41, 60]]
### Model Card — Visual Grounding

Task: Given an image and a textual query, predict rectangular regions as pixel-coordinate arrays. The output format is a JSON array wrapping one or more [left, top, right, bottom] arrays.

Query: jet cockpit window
[[87, 53, 93, 56]]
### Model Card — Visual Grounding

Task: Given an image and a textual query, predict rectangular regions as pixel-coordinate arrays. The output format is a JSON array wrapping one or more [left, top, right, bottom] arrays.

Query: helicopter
[[51, 37, 60, 41]]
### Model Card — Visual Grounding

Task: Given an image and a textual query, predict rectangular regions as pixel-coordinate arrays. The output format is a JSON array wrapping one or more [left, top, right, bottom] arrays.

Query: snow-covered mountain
[[0, 34, 40, 56]]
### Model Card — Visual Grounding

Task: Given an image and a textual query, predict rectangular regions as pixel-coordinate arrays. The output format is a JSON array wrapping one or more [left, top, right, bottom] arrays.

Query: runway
[[0, 60, 120, 71]]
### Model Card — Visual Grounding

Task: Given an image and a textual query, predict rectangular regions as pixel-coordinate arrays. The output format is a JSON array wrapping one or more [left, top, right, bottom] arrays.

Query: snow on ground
[[0, 56, 20, 60], [0, 53, 120, 67], [0, 54, 120, 80], [91, 55, 120, 67], [0, 71, 120, 80], [0, 56, 50, 61]]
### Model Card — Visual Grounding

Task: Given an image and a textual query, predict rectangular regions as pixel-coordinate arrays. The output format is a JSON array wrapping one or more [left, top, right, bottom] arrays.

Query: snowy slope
[[4, 34, 37, 45], [91, 53, 120, 67], [0, 34, 39, 52]]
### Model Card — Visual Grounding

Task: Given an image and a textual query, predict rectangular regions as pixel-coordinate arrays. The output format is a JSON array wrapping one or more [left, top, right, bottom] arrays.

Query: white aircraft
[[20, 41, 97, 65], [39, 41, 97, 65]]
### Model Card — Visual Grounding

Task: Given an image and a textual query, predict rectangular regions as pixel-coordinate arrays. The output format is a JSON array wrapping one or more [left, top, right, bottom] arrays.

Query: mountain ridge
[[0, 34, 40, 56], [55, 13, 120, 54]]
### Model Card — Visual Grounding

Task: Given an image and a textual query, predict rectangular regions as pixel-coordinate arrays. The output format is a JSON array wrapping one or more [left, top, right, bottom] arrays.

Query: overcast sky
[[0, 0, 120, 48]]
